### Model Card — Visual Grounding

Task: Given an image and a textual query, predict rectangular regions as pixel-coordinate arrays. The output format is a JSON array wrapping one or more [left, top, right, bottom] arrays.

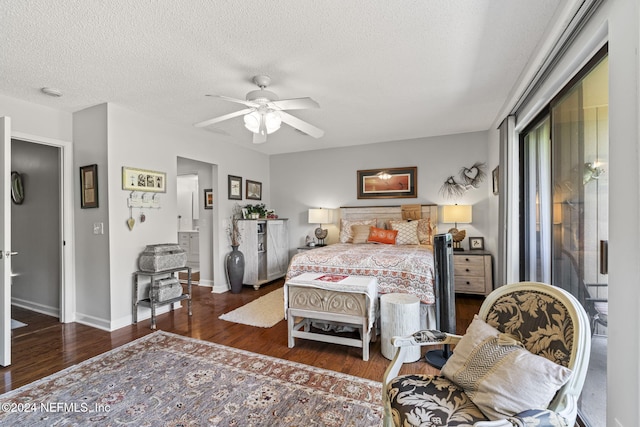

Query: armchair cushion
[[441, 316, 572, 420], [387, 374, 488, 426]]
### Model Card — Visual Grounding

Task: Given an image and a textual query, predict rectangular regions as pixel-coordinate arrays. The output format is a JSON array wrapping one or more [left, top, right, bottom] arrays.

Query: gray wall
[[10, 139, 61, 315], [270, 131, 492, 255]]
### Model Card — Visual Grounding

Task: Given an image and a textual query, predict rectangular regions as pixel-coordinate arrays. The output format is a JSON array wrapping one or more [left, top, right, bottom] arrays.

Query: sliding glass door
[[520, 50, 608, 427]]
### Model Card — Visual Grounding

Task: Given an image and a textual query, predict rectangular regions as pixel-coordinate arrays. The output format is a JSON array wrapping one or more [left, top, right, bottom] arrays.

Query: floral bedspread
[[286, 243, 435, 304]]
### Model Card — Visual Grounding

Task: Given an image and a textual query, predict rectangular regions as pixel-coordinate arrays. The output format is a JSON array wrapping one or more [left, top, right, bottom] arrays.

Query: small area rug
[[0, 331, 383, 426], [10, 319, 27, 329], [219, 287, 285, 327]]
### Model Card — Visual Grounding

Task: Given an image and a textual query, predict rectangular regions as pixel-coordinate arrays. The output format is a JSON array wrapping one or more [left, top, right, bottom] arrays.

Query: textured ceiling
[[1, 1, 564, 155]]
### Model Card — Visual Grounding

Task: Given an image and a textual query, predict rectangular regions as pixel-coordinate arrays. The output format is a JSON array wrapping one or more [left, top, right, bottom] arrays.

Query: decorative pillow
[[390, 220, 420, 245], [367, 226, 397, 244], [441, 316, 572, 420], [416, 218, 435, 245], [339, 219, 376, 243], [351, 224, 372, 244]]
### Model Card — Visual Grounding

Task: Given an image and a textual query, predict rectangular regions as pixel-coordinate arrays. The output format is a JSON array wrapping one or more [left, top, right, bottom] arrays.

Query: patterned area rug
[[0, 331, 383, 426], [219, 287, 285, 327]]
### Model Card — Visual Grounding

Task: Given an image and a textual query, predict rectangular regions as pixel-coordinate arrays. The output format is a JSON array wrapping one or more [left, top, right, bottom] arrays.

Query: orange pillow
[[367, 227, 398, 244]]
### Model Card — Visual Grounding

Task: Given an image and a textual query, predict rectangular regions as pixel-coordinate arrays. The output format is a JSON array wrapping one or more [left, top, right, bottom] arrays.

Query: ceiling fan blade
[[279, 111, 324, 138], [206, 94, 259, 108], [193, 108, 254, 128], [269, 97, 320, 111], [253, 131, 267, 144]]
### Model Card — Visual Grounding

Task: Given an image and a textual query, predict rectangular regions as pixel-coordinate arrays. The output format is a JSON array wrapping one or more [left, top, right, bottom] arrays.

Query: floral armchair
[[382, 282, 591, 427]]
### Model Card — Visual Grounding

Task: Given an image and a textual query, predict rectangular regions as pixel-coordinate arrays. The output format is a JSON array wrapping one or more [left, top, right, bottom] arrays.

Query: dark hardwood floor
[[3, 279, 483, 394]]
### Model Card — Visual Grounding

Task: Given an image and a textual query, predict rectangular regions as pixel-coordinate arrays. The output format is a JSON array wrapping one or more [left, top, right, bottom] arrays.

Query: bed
[[285, 205, 439, 329]]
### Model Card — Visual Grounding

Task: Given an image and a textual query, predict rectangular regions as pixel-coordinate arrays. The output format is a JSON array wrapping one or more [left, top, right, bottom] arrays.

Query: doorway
[[520, 50, 608, 427], [10, 139, 62, 331], [177, 157, 216, 287]]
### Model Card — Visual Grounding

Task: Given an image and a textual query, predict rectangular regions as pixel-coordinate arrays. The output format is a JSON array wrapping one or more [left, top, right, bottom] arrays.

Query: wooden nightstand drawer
[[455, 276, 487, 294], [453, 252, 493, 296], [454, 256, 485, 277]]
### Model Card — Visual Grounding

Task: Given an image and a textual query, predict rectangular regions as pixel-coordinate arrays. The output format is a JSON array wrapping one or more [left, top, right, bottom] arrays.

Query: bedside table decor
[[442, 204, 472, 251], [308, 208, 330, 246], [469, 236, 484, 250]]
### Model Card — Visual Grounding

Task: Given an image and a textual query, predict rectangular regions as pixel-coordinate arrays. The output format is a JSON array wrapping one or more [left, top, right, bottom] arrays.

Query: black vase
[[226, 245, 245, 294]]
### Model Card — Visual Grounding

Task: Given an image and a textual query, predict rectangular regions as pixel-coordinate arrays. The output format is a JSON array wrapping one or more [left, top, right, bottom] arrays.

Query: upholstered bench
[[284, 273, 378, 361]]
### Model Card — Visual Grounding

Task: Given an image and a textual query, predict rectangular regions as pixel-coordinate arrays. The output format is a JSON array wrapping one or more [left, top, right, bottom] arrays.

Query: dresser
[[453, 251, 493, 296], [237, 219, 289, 289]]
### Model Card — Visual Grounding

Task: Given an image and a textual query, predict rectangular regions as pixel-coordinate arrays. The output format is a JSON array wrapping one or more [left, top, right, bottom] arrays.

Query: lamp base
[[314, 226, 328, 246]]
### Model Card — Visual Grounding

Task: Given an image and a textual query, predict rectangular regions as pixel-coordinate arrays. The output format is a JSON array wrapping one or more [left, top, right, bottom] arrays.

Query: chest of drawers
[[453, 252, 493, 296]]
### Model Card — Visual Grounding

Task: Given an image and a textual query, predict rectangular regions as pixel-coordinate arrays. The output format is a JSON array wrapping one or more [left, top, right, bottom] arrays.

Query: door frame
[[11, 131, 76, 323]]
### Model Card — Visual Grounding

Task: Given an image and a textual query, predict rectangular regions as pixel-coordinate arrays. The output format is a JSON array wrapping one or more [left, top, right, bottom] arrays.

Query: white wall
[[73, 104, 111, 326], [105, 103, 269, 328], [0, 94, 72, 142], [270, 131, 492, 256]]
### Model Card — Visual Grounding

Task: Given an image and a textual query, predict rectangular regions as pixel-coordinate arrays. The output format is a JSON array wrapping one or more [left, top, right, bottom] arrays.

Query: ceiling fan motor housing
[[246, 89, 278, 103]]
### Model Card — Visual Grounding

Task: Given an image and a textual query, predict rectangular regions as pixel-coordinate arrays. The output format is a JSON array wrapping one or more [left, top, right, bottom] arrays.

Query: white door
[[1, 117, 12, 366]]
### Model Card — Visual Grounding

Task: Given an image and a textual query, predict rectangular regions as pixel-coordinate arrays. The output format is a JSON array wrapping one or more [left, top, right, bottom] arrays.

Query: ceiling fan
[[194, 75, 324, 144]]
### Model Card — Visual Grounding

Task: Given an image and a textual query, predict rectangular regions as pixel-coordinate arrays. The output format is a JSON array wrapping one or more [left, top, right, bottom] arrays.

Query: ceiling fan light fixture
[[244, 110, 281, 135]]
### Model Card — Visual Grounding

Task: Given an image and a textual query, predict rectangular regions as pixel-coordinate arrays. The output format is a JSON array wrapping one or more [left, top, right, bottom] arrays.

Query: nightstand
[[453, 251, 493, 296]]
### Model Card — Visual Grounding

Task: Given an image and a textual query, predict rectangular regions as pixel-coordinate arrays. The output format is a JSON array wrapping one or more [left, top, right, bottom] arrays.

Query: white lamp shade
[[442, 205, 472, 224], [308, 208, 331, 224]]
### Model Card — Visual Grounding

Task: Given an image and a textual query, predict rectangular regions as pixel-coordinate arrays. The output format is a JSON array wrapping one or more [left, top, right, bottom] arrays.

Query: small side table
[[133, 266, 192, 329], [380, 293, 421, 362]]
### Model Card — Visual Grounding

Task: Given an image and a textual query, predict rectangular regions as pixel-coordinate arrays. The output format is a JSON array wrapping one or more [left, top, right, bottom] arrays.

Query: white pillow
[[389, 220, 419, 245], [441, 316, 572, 420], [339, 219, 376, 243]]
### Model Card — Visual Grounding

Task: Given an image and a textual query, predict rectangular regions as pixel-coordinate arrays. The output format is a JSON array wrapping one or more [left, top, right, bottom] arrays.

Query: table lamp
[[308, 208, 330, 246], [442, 204, 472, 251]]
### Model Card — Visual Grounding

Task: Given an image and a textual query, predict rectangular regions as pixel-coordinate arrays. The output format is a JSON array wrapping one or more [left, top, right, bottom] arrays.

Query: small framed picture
[[469, 236, 485, 250], [228, 175, 242, 200], [80, 164, 98, 208], [122, 166, 166, 193], [246, 179, 262, 200], [492, 166, 499, 195], [203, 189, 213, 209]]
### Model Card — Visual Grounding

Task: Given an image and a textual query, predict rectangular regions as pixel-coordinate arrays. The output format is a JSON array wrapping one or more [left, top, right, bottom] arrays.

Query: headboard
[[339, 204, 438, 228]]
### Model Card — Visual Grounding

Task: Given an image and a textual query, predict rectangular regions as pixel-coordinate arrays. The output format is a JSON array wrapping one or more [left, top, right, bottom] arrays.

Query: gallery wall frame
[[122, 166, 166, 193], [357, 166, 417, 199], [204, 189, 213, 209], [80, 164, 98, 208], [228, 175, 242, 200], [246, 179, 262, 200]]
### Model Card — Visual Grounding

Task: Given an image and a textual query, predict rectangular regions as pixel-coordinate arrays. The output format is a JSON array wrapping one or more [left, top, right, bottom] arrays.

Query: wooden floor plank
[[2, 279, 482, 393]]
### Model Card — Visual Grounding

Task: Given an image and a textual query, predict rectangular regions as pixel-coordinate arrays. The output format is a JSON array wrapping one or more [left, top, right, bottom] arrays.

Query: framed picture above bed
[[357, 167, 417, 199]]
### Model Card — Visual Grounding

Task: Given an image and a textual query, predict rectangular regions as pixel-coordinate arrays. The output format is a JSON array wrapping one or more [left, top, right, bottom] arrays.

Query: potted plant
[[245, 203, 267, 219]]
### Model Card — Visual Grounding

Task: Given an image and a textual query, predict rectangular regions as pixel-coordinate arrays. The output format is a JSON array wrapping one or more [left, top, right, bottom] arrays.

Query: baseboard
[[11, 297, 59, 319], [211, 282, 229, 294], [74, 313, 112, 331]]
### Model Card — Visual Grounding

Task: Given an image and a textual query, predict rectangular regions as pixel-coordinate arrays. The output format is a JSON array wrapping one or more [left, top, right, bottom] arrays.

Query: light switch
[[93, 222, 104, 235]]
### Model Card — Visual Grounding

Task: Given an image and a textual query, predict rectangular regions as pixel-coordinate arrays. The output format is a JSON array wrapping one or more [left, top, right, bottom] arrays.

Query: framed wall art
[[204, 189, 213, 209], [492, 166, 499, 195], [228, 175, 242, 200], [122, 166, 166, 193], [357, 166, 417, 199], [246, 179, 262, 200], [80, 164, 98, 208], [469, 236, 485, 250]]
